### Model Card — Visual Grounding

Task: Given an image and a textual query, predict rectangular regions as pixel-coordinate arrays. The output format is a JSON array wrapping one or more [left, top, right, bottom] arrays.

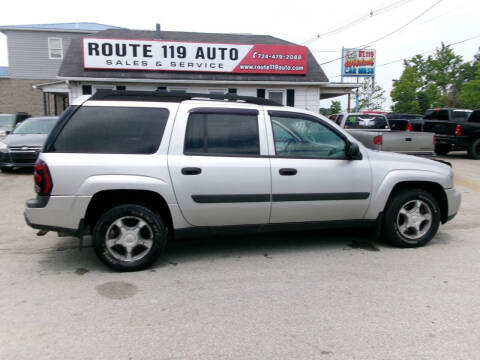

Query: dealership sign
[[342, 48, 376, 76], [83, 38, 307, 74]]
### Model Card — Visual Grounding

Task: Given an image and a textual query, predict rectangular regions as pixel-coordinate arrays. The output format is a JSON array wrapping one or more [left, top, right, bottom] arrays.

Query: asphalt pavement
[[1, 152, 479, 360]]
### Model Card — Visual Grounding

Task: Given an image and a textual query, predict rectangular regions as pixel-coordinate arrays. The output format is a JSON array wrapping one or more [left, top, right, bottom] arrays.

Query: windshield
[[13, 117, 57, 135], [0, 114, 15, 127], [344, 115, 389, 129]]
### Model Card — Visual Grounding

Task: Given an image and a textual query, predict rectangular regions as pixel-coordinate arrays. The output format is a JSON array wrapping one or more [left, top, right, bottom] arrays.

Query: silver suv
[[24, 90, 461, 271]]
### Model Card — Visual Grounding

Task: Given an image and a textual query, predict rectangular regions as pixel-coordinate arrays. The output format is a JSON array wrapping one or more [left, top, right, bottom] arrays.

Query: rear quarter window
[[51, 106, 169, 154]]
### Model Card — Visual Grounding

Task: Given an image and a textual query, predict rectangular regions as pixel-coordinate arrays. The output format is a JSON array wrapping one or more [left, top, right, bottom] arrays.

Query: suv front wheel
[[383, 189, 440, 247], [93, 204, 166, 271]]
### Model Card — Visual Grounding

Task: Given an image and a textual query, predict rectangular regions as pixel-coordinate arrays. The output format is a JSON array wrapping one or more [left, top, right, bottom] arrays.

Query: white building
[[45, 28, 357, 112]]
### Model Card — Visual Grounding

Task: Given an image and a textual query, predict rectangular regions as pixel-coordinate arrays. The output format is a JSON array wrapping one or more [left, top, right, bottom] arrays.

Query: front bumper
[[0, 150, 39, 168], [445, 188, 461, 222]]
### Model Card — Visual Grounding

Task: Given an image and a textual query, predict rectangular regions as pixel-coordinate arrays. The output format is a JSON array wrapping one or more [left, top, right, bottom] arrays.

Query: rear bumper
[[445, 188, 461, 222], [24, 195, 91, 237], [436, 135, 471, 148]]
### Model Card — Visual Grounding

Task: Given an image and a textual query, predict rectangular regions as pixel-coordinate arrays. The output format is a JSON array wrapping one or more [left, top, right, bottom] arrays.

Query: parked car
[[422, 108, 480, 158], [336, 113, 435, 156], [24, 90, 461, 271], [386, 112, 424, 131], [0, 116, 58, 171], [0, 112, 31, 140]]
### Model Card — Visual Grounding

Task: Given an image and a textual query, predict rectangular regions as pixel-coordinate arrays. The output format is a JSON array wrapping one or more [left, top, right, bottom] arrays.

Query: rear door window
[[184, 111, 260, 156], [52, 106, 169, 154], [453, 111, 472, 122]]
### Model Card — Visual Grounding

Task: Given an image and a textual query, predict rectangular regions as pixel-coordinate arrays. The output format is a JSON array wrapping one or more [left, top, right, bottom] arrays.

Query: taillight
[[454, 124, 462, 136], [433, 135, 437, 145], [406, 123, 413, 132], [373, 135, 383, 145], [34, 160, 53, 196]]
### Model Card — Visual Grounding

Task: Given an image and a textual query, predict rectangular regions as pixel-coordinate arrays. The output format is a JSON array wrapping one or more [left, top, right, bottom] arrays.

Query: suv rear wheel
[[468, 138, 480, 159], [383, 189, 440, 247], [93, 204, 166, 271]]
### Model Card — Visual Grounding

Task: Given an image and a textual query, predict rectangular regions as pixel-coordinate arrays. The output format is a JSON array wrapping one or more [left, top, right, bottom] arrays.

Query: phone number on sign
[[252, 52, 302, 60]]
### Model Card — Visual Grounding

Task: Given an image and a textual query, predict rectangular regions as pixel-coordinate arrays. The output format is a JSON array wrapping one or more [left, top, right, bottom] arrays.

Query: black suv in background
[[422, 108, 480, 158]]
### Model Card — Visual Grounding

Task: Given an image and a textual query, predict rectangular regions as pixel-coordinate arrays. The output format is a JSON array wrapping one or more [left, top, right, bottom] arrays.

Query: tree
[[403, 43, 465, 107], [355, 78, 386, 111], [329, 100, 342, 114], [390, 67, 422, 113], [319, 107, 329, 116], [417, 83, 442, 113], [460, 63, 480, 109]]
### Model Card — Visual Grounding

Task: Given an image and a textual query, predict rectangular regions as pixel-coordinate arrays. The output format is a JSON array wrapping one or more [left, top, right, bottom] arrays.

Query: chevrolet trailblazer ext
[[24, 90, 461, 271]]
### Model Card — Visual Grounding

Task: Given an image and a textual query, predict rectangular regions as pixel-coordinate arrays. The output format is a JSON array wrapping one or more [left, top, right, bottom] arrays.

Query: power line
[[376, 34, 480, 67], [302, 0, 413, 45], [329, 33, 480, 78], [318, 0, 443, 66]]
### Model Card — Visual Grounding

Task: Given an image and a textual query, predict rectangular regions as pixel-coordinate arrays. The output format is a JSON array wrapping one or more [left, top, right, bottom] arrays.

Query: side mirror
[[346, 142, 362, 160]]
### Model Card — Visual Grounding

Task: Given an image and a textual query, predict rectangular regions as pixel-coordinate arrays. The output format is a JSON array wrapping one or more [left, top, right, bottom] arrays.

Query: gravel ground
[[0, 152, 479, 360]]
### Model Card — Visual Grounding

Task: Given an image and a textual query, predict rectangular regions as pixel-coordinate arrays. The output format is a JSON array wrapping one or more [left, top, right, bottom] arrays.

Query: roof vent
[[155, 24, 161, 39]]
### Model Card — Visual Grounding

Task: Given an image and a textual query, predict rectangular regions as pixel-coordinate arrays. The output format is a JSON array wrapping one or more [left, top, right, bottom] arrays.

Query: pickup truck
[[422, 108, 480, 159], [387, 112, 424, 132], [334, 113, 435, 156], [24, 90, 460, 271]]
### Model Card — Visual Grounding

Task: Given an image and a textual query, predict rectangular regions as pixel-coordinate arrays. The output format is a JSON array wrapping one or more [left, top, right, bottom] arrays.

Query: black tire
[[435, 144, 450, 156], [93, 204, 166, 271], [468, 138, 480, 159], [1, 167, 13, 173], [383, 189, 440, 248]]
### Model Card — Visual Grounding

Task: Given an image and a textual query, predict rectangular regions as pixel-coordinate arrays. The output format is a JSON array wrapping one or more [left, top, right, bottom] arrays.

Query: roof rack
[[90, 89, 282, 106]]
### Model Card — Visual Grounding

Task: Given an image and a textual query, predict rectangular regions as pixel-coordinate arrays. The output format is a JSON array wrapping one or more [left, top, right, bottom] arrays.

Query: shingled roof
[[58, 29, 329, 83]]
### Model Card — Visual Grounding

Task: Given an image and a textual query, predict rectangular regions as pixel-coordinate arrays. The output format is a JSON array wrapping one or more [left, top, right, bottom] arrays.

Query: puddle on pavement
[[96, 281, 138, 300]]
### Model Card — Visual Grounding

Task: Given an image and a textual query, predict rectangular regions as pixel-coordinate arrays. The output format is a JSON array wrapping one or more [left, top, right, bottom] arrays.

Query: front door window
[[271, 115, 346, 158]]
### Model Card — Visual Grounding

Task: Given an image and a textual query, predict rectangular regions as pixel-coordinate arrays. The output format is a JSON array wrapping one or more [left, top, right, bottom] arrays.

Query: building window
[[82, 85, 92, 95], [48, 38, 63, 59], [267, 90, 285, 105], [92, 85, 114, 93], [168, 87, 188, 93], [208, 89, 227, 95]]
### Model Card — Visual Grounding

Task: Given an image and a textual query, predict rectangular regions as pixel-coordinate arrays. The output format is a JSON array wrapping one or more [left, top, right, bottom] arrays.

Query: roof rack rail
[[90, 89, 282, 106]]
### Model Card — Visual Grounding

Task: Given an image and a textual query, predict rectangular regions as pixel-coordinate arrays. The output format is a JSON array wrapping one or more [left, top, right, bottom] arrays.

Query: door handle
[[279, 168, 297, 176], [405, 138, 412, 142], [181, 167, 202, 175]]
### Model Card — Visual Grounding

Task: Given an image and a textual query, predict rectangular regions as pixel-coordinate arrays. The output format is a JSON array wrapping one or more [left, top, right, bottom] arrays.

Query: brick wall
[[0, 78, 48, 116]]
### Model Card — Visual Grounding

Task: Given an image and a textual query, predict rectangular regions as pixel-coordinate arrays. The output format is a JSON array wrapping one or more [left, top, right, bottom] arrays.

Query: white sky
[[1, 0, 479, 110]]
